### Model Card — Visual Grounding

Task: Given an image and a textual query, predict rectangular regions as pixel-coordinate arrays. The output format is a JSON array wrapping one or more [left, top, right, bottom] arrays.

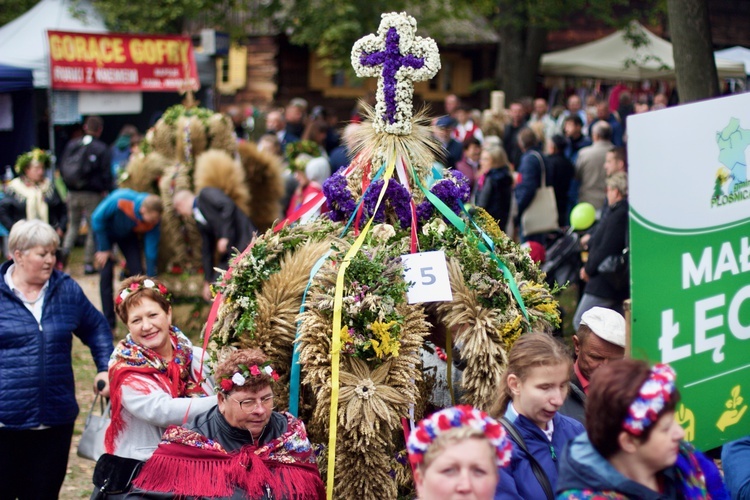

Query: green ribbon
[[411, 165, 530, 323]]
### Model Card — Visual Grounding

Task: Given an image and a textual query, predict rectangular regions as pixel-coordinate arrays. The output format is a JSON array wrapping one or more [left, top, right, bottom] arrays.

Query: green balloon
[[570, 202, 596, 230]]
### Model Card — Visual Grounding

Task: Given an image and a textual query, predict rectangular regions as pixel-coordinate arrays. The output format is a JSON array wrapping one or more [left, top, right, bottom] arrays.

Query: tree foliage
[[88, 0, 236, 34], [0, 0, 40, 27]]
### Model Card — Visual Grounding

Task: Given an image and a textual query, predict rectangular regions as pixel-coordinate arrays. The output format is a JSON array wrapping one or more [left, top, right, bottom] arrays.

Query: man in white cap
[[559, 306, 626, 426]]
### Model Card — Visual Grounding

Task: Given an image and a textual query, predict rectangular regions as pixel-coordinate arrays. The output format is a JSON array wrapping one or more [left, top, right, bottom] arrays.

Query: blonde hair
[[419, 426, 496, 472], [490, 332, 572, 417], [606, 171, 628, 197], [482, 144, 509, 169], [8, 219, 59, 254]]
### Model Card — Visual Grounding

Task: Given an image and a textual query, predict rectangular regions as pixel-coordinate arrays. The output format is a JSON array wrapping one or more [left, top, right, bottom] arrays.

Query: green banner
[[628, 93, 750, 450]]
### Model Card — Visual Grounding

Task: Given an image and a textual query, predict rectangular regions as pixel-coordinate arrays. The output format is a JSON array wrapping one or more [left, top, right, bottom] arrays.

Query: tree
[[88, 0, 236, 34], [0, 0, 39, 26], [666, 0, 719, 103]]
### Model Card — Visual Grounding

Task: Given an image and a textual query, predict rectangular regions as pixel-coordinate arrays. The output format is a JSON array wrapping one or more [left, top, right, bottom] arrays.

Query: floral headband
[[623, 363, 676, 436], [15, 148, 51, 175], [407, 405, 512, 468], [217, 362, 280, 393], [115, 278, 171, 305]]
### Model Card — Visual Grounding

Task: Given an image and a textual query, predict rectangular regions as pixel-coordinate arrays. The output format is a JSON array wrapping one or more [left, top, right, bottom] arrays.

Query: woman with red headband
[[105, 275, 217, 461], [407, 405, 513, 499], [556, 359, 728, 499]]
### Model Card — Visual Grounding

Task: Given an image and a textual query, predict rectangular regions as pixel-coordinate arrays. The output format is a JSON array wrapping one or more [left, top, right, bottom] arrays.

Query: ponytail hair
[[490, 332, 572, 418]]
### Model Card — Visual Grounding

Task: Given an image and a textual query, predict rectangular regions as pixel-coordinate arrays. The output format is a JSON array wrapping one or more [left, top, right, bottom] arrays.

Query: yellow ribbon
[[326, 153, 397, 499]]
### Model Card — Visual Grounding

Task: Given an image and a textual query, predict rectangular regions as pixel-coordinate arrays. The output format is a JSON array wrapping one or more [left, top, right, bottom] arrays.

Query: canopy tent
[[0, 0, 106, 88], [0, 64, 35, 170], [0, 64, 34, 92], [540, 21, 746, 81], [714, 46, 750, 75]]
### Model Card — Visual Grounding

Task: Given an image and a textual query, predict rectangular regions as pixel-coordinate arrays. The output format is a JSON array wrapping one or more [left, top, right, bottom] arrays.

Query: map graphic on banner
[[628, 92, 750, 451]]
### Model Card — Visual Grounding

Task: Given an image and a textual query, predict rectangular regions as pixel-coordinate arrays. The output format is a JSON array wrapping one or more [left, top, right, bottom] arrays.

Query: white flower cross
[[351, 12, 440, 135]]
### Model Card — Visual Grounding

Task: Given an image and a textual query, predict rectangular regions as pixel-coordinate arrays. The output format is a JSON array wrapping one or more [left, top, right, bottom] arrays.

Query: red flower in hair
[[250, 365, 261, 376], [157, 284, 168, 295], [129, 282, 140, 290], [271, 372, 280, 381], [219, 379, 234, 392]]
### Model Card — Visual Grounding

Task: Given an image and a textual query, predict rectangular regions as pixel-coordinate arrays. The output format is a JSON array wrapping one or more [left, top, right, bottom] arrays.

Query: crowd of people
[[0, 90, 748, 500]]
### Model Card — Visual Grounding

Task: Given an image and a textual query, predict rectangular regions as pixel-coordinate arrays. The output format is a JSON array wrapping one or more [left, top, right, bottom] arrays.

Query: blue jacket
[[495, 409, 585, 499], [514, 148, 552, 217], [0, 261, 113, 429], [556, 433, 728, 499], [91, 189, 160, 276]]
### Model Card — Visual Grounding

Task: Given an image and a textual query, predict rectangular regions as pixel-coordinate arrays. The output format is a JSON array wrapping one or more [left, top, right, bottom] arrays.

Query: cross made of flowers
[[351, 12, 440, 136]]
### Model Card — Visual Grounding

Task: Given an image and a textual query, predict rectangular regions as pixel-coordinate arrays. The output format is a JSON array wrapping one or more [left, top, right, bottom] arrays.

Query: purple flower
[[322, 172, 356, 222], [362, 179, 413, 229], [359, 27, 425, 124], [416, 170, 471, 222]]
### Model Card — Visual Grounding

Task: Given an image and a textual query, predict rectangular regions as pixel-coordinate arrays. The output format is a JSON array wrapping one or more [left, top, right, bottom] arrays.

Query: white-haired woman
[[0, 219, 112, 499]]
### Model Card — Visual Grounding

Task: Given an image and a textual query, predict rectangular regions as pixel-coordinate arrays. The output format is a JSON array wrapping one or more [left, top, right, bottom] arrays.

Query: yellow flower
[[340, 326, 353, 345], [368, 320, 400, 358]]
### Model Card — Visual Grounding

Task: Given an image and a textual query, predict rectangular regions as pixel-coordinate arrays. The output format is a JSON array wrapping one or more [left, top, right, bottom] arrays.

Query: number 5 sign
[[401, 251, 453, 304]]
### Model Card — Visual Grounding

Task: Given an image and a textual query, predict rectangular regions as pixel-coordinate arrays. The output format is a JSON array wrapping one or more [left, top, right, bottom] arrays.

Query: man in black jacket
[[559, 306, 625, 426], [173, 189, 256, 301], [59, 116, 112, 274]]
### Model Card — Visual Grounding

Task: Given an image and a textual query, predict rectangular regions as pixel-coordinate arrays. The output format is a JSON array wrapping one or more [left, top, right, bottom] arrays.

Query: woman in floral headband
[[0, 149, 67, 255], [104, 275, 217, 462], [407, 405, 512, 499], [557, 359, 727, 499], [129, 348, 324, 499]]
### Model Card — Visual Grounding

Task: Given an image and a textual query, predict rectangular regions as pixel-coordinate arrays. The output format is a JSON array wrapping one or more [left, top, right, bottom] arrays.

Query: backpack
[[60, 137, 93, 191]]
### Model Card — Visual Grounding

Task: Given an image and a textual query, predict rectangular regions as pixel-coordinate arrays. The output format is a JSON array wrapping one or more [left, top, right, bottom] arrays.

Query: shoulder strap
[[500, 416, 555, 500], [529, 150, 548, 187]]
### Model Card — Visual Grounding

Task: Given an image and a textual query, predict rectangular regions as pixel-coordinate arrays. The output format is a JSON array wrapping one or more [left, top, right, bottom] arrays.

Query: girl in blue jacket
[[491, 333, 585, 500]]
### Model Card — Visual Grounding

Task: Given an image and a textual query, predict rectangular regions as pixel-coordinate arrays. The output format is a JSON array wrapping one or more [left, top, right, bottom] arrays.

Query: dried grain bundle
[[193, 149, 250, 215], [156, 164, 202, 271], [119, 151, 170, 192], [238, 141, 285, 230], [206, 113, 236, 153], [150, 118, 177, 159], [432, 258, 508, 411]]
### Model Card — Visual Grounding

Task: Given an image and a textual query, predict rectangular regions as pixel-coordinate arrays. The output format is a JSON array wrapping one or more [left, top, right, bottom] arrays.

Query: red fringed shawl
[[105, 329, 208, 454], [134, 413, 325, 499]]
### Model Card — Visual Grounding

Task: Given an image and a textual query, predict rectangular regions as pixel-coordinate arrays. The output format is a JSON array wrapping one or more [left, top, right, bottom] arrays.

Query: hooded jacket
[[556, 433, 728, 499], [0, 261, 112, 429]]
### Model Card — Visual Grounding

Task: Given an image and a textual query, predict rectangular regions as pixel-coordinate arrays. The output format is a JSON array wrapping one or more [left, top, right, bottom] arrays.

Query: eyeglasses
[[228, 394, 275, 414]]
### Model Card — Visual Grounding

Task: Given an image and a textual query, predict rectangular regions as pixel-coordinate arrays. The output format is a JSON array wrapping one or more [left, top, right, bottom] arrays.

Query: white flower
[[422, 218, 447, 236], [119, 290, 129, 301], [351, 11, 440, 136], [263, 365, 274, 376], [371, 223, 396, 242], [143, 279, 155, 288], [231, 373, 246, 386]]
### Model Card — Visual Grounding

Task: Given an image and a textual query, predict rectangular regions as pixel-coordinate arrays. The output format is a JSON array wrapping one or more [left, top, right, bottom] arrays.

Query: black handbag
[[92, 453, 144, 498], [597, 247, 629, 291]]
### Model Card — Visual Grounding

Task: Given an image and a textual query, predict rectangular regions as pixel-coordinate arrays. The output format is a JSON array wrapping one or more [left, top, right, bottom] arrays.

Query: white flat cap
[[580, 307, 626, 347]]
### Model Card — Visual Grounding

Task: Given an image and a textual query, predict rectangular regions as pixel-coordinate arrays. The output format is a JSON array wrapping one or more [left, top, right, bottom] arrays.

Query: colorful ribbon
[[326, 153, 396, 499]]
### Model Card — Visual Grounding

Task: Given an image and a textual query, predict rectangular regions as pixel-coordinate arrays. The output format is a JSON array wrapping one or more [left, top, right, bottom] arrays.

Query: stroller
[[541, 228, 582, 289]]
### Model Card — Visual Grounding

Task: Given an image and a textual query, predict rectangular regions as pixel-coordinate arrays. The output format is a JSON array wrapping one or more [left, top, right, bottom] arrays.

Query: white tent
[[714, 46, 750, 75], [0, 0, 106, 88], [540, 21, 746, 81]]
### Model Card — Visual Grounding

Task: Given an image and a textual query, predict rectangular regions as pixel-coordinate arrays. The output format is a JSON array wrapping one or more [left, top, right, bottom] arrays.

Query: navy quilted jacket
[[0, 260, 113, 429]]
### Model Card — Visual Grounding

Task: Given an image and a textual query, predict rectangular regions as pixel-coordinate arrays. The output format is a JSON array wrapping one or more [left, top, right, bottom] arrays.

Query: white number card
[[401, 251, 453, 304]]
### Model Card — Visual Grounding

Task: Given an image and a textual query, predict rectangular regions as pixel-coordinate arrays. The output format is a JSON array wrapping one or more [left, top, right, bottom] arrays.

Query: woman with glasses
[[127, 348, 324, 499], [104, 275, 217, 462]]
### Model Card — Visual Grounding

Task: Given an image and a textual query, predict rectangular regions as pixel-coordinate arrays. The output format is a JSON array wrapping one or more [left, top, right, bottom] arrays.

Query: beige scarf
[[7, 177, 51, 223]]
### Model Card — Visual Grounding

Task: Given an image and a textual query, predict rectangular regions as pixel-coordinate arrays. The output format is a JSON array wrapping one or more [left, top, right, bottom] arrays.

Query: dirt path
[[61, 266, 116, 499]]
